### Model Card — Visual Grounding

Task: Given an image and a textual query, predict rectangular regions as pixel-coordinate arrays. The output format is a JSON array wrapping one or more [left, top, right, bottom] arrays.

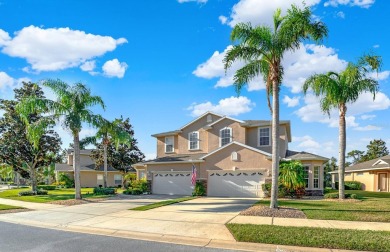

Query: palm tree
[[81, 119, 132, 188], [224, 5, 327, 208], [303, 54, 382, 199], [17, 79, 105, 199]]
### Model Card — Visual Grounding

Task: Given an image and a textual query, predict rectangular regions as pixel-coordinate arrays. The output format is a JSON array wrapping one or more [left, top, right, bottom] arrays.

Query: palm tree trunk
[[338, 104, 346, 200], [103, 143, 108, 188], [270, 79, 280, 209], [73, 133, 82, 200], [30, 166, 37, 192]]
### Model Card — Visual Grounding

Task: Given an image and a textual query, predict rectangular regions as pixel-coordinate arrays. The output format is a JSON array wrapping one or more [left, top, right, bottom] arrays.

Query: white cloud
[[292, 135, 335, 157], [102, 59, 128, 78], [354, 125, 382, 131], [368, 70, 390, 81], [373, 44, 380, 48], [295, 92, 390, 128], [0, 26, 127, 72], [283, 95, 300, 107], [193, 43, 347, 94], [80, 60, 96, 72], [224, 0, 320, 28], [360, 114, 376, 120], [293, 135, 321, 149], [219, 15, 228, 24], [324, 0, 375, 8], [336, 11, 345, 18], [144, 153, 157, 161], [187, 96, 255, 117], [0, 71, 15, 90], [177, 0, 207, 3]]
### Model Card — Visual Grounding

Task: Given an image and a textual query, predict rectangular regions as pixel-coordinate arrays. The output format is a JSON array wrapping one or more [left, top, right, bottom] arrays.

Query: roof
[[329, 155, 390, 174], [134, 153, 206, 166], [206, 116, 244, 127], [55, 163, 122, 172], [179, 111, 223, 130], [285, 150, 329, 161], [67, 149, 94, 155], [151, 130, 182, 138], [201, 141, 271, 159]]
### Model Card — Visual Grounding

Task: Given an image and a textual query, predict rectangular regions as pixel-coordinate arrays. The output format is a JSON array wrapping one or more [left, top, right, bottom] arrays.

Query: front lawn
[[0, 204, 23, 211], [257, 190, 390, 222], [227, 224, 390, 252], [130, 197, 196, 211], [0, 188, 111, 203]]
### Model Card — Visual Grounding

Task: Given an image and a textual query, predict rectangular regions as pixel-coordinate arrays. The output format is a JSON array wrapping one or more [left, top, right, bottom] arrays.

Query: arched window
[[206, 114, 213, 123], [219, 127, 232, 147], [231, 151, 238, 161]]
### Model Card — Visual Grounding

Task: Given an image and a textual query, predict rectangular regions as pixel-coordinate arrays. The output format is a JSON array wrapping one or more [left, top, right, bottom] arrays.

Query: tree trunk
[[30, 166, 37, 192], [103, 143, 108, 188], [338, 104, 346, 200], [73, 133, 82, 200], [270, 79, 280, 209]]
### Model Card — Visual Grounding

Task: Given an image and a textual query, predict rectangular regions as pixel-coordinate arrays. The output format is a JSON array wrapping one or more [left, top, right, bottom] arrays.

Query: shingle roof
[[67, 149, 94, 155], [285, 150, 329, 161], [240, 120, 290, 127], [134, 153, 206, 166], [330, 155, 390, 173], [151, 130, 182, 138]]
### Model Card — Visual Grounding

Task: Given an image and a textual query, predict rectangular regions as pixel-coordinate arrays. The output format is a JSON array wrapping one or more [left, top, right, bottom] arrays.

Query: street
[[0, 222, 236, 252]]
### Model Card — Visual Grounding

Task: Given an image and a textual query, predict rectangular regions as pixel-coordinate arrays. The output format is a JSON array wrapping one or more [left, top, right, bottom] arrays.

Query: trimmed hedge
[[324, 192, 359, 199], [37, 185, 57, 190], [18, 190, 48, 196], [123, 189, 142, 195], [335, 181, 363, 190], [93, 187, 116, 195]]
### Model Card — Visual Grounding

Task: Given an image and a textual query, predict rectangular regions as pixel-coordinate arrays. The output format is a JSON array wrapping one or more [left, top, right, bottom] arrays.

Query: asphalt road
[[0, 222, 236, 252]]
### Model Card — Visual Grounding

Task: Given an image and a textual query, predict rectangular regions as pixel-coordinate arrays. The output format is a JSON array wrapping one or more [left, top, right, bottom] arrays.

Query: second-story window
[[188, 131, 199, 150], [259, 127, 270, 146], [165, 136, 174, 153], [220, 127, 232, 147]]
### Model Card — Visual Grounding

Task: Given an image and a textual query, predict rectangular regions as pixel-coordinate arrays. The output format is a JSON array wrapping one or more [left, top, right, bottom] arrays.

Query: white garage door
[[208, 170, 265, 198], [152, 172, 193, 195]]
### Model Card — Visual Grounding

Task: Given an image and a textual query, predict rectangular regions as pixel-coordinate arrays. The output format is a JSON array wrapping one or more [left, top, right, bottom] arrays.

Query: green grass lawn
[[0, 204, 23, 211], [0, 188, 110, 203], [257, 190, 390, 222], [130, 197, 196, 211], [227, 223, 390, 252]]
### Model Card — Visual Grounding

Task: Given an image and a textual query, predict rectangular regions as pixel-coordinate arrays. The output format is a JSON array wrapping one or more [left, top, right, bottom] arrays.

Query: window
[[220, 127, 232, 147], [357, 172, 364, 176], [231, 151, 238, 161], [303, 166, 309, 188], [313, 166, 320, 189], [114, 174, 122, 185], [188, 131, 199, 150], [165, 136, 174, 153], [259, 127, 270, 146]]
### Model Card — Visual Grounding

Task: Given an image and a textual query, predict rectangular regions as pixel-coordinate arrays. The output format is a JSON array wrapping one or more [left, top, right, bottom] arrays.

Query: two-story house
[[55, 149, 125, 187], [134, 112, 328, 197]]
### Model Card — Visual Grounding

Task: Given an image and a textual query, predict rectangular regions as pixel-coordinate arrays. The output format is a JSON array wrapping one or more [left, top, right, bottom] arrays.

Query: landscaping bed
[[227, 223, 390, 252], [241, 205, 306, 219]]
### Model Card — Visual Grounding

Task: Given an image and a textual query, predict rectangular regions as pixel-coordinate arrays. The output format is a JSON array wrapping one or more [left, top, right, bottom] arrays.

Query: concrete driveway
[[0, 196, 256, 241]]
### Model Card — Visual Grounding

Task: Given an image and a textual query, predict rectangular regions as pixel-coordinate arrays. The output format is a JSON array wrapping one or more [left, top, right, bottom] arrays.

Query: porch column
[[331, 173, 336, 189]]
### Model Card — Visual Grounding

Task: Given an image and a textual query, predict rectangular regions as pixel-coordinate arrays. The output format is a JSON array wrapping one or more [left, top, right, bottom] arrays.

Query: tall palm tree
[[303, 54, 382, 199], [81, 119, 132, 188], [224, 5, 327, 208], [17, 79, 105, 199]]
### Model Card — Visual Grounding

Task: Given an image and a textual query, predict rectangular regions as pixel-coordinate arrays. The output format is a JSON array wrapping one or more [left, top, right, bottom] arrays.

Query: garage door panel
[[208, 171, 264, 198], [152, 172, 193, 196]]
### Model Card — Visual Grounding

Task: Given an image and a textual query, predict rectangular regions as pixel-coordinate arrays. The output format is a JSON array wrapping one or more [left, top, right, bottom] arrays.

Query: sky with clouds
[[0, 0, 389, 161]]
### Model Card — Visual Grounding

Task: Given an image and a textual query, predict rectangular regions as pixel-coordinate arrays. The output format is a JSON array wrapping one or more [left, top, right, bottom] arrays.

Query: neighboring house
[[55, 149, 126, 187], [134, 112, 328, 197], [330, 155, 390, 192]]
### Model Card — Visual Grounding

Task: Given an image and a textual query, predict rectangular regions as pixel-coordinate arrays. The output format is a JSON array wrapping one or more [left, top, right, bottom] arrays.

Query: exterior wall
[[245, 124, 289, 158], [66, 154, 94, 166], [207, 120, 246, 153], [345, 171, 375, 191], [58, 171, 123, 187], [141, 162, 201, 180], [301, 160, 325, 191]]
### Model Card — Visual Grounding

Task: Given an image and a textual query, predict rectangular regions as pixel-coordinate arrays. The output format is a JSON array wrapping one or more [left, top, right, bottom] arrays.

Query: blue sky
[[0, 0, 389, 161]]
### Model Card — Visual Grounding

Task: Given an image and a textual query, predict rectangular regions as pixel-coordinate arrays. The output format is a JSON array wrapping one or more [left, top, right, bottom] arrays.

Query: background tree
[[324, 157, 337, 187], [17, 79, 105, 199], [361, 139, 389, 162], [224, 5, 327, 208], [303, 54, 382, 199], [81, 118, 132, 188], [0, 82, 61, 191], [347, 150, 365, 165], [90, 117, 145, 185]]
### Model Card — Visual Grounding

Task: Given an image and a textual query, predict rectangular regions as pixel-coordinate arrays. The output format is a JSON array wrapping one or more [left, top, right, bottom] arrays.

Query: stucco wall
[[207, 119, 246, 152], [60, 171, 123, 187], [345, 171, 375, 191]]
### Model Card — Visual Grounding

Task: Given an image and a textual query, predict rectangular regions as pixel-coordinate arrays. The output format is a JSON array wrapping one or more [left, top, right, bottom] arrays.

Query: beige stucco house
[[55, 149, 124, 188], [330, 155, 390, 192], [134, 112, 328, 197]]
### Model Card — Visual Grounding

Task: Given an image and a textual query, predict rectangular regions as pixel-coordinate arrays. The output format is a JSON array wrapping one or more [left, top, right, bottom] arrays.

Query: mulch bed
[[241, 205, 307, 219], [0, 209, 32, 214], [48, 197, 109, 206]]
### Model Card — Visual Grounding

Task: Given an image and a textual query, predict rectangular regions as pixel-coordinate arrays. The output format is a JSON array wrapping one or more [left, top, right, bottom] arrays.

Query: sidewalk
[[0, 198, 64, 210], [229, 215, 390, 231]]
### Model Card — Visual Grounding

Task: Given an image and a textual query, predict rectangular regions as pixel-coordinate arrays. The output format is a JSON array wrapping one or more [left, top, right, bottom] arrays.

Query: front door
[[378, 173, 388, 192]]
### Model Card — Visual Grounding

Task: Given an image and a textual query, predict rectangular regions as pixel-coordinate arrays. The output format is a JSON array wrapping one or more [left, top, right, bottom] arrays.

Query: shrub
[[93, 187, 116, 195], [345, 181, 363, 190], [18, 190, 48, 196], [130, 180, 148, 193], [262, 183, 288, 198], [123, 189, 142, 195], [324, 187, 333, 194], [36, 190, 48, 195], [58, 173, 75, 188], [324, 192, 360, 199], [193, 182, 206, 196], [37, 185, 57, 190]]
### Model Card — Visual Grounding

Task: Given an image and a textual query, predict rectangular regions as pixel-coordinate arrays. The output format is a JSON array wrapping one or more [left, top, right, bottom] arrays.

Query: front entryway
[[152, 172, 193, 195], [207, 170, 265, 198], [378, 173, 388, 192]]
